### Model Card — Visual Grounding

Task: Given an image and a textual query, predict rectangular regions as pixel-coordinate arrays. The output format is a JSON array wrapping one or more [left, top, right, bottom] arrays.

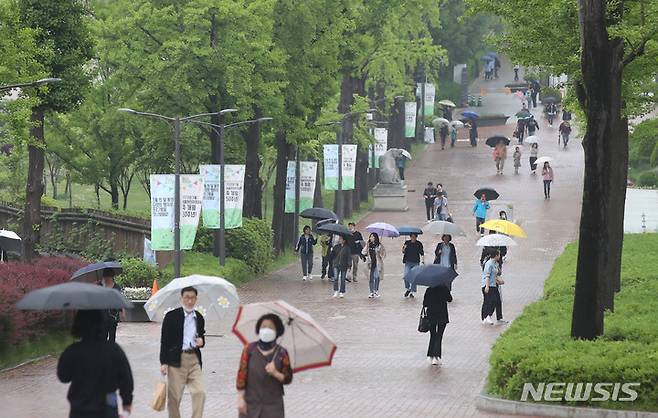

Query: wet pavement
[[0, 62, 585, 417]]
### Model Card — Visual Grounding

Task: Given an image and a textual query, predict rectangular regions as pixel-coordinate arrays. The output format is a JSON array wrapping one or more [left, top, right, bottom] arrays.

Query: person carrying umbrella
[[545, 102, 557, 126], [294, 225, 317, 281], [57, 309, 134, 418], [236, 313, 293, 418], [319, 233, 334, 280], [493, 142, 507, 175], [396, 154, 406, 180], [434, 234, 457, 271], [347, 222, 365, 282], [422, 283, 452, 366], [100, 262, 124, 343], [439, 123, 449, 150], [527, 117, 539, 138], [423, 182, 438, 221], [362, 232, 386, 298], [481, 250, 504, 325], [513, 64, 520, 81], [529, 143, 539, 174], [332, 235, 352, 298], [515, 118, 526, 143], [467, 119, 478, 147], [434, 192, 449, 221], [402, 234, 425, 298], [542, 161, 554, 199], [559, 120, 571, 148], [472, 194, 491, 236], [513, 146, 522, 175], [450, 123, 458, 147]]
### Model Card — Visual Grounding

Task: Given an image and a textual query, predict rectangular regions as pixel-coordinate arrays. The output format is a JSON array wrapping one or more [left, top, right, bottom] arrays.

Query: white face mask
[[259, 327, 277, 343]]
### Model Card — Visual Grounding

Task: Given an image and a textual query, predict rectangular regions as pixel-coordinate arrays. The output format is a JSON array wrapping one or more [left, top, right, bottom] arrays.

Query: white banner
[[323, 144, 357, 190], [150, 174, 175, 250], [405, 102, 417, 138], [200, 165, 220, 228], [179, 175, 204, 249], [369, 128, 388, 168], [223, 165, 245, 229], [424, 127, 435, 143], [285, 161, 318, 213], [424, 83, 435, 116]]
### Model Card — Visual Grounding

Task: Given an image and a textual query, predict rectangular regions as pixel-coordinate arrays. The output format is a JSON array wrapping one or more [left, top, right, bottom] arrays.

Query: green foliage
[[161, 252, 253, 287], [115, 257, 159, 288], [629, 119, 658, 169], [540, 87, 562, 103], [637, 171, 658, 188], [437, 80, 462, 106], [487, 235, 658, 411], [0, 330, 72, 370]]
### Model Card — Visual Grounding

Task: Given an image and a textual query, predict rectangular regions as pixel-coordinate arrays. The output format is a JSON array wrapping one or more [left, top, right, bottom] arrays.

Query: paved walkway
[[0, 62, 584, 417]]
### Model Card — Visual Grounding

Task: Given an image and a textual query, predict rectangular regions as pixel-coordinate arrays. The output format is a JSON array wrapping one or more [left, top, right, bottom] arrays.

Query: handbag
[[151, 376, 167, 411], [418, 307, 431, 333]]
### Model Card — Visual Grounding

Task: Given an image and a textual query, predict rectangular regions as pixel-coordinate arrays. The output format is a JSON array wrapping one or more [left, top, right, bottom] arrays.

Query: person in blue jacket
[[472, 194, 491, 236], [295, 225, 317, 281]]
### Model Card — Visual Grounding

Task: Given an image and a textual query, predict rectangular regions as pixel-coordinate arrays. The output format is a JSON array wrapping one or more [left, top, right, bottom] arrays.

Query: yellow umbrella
[[479, 220, 527, 238]]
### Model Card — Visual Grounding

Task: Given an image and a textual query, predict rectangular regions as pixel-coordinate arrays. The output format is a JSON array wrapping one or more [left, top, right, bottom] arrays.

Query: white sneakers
[[332, 292, 345, 298], [368, 293, 374, 298], [302, 276, 307, 281], [482, 315, 495, 325], [338, 293, 345, 298], [332, 291, 338, 298], [374, 292, 381, 298], [431, 357, 442, 366]]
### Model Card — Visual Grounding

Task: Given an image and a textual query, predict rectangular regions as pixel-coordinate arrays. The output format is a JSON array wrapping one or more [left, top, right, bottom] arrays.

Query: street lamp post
[[190, 117, 272, 266], [0, 77, 61, 93], [118, 108, 237, 277]]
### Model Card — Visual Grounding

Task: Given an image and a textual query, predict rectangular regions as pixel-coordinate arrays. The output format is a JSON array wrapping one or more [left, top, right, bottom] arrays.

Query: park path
[[0, 61, 585, 418]]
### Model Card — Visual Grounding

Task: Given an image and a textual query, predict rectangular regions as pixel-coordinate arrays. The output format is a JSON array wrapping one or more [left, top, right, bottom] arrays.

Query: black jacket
[[348, 231, 364, 255], [57, 339, 134, 415], [422, 286, 453, 323], [160, 307, 206, 368], [434, 242, 457, 270], [333, 243, 353, 271], [295, 234, 317, 254]]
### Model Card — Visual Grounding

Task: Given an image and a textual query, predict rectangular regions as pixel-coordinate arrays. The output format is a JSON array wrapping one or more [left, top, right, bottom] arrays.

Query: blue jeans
[[333, 268, 346, 293], [369, 268, 380, 294], [404, 262, 419, 292]]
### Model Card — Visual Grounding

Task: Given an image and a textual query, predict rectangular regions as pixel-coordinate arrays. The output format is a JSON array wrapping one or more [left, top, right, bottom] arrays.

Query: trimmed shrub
[[115, 257, 160, 288], [487, 235, 658, 411], [161, 252, 253, 286], [540, 86, 562, 103], [0, 257, 86, 350], [637, 171, 658, 188]]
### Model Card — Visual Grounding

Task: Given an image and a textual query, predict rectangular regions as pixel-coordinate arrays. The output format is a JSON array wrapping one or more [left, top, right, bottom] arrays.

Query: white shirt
[[182, 310, 197, 350]]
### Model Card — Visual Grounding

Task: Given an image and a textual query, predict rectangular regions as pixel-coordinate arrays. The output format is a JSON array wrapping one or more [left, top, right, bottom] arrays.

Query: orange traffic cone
[[151, 278, 159, 296]]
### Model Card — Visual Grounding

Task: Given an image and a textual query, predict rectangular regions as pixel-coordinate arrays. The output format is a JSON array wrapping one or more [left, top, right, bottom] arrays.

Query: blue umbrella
[[406, 264, 458, 288], [71, 261, 123, 284], [397, 225, 423, 236], [462, 110, 479, 119], [486, 51, 499, 58], [480, 55, 495, 62]]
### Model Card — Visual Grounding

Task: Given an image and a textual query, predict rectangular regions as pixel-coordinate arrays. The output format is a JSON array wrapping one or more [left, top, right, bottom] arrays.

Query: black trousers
[[481, 287, 500, 319], [425, 199, 435, 220], [106, 323, 117, 342], [398, 167, 405, 180], [495, 287, 503, 320], [321, 255, 334, 278], [427, 319, 447, 358]]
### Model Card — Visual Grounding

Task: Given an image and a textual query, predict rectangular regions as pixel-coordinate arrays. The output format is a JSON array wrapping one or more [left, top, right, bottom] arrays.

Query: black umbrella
[[313, 218, 337, 233], [317, 223, 353, 238], [16, 282, 133, 310], [542, 96, 558, 104], [406, 264, 458, 288], [300, 207, 338, 221], [515, 110, 532, 118], [71, 261, 123, 283], [474, 187, 499, 201], [0, 230, 22, 254], [486, 135, 510, 147], [397, 226, 423, 236]]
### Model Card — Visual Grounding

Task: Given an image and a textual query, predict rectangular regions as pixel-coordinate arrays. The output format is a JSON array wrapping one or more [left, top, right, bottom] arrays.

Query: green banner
[[405, 102, 417, 137], [285, 161, 317, 213], [200, 165, 220, 228], [223, 165, 245, 229], [150, 175, 175, 250], [179, 175, 204, 249]]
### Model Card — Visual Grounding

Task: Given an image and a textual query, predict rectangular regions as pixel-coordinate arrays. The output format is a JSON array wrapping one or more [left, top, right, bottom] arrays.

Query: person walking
[[439, 124, 449, 150], [529, 143, 539, 174], [319, 233, 334, 280], [513, 146, 522, 175], [434, 234, 457, 271], [494, 57, 501, 79], [494, 142, 507, 175], [472, 194, 491, 236], [402, 233, 424, 298], [434, 193, 449, 221], [423, 182, 438, 221], [450, 123, 458, 147], [236, 314, 293, 418], [513, 64, 520, 81], [57, 310, 133, 418], [542, 162, 554, 199], [468, 120, 478, 147], [559, 121, 571, 148], [362, 232, 386, 298], [481, 250, 502, 325], [160, 286, 206, 418], [332, 235, 352, 298], [524, 89, 532, 109], [546, 102, 557, 126], [396, 155, 406, 180], [515, 118, 526, 144], [100, 266, 124, 343], [422, 285, 452, 366], [295, 226, 317, 281], [562, 108, 572, 121], [530, 81, 540, 107], [526, 117, 539, 138], [347, 222, 365, 283]]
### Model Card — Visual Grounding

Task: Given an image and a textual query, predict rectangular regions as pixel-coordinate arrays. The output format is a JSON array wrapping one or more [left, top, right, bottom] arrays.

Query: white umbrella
[[476, 234, 518, 247], [422, 220, 466, 237], [144, 275, 240, 323], [525, 135, 540, 144], [432, 117, 450, 127], [438, 99, 456, 108], [535, 156, 554, 166], [400, 149, 412, 159], [450, 120, 464, 129], [232, 300, 337, 373], [0, 230, 21, 260]]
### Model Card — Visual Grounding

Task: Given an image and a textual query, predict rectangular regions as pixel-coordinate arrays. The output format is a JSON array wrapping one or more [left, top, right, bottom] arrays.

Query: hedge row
[[487, 234, 658, 411]]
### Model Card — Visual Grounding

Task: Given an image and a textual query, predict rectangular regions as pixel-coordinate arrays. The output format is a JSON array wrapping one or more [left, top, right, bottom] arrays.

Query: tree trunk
[[337, 71, 356, 219], [22, 108, 45, 262], [571, 0, 627, 340], [243, 106, 263, 218], [95, 182, 101, 209], [272, 130, 294, 255], [110, 182, 120, 210], [314, 160, 323, 208], [356, 150, 368, 204]]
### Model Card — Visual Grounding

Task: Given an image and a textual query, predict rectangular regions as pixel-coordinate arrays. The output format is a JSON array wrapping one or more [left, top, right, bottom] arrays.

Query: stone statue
[[379, 148, 407, 184]]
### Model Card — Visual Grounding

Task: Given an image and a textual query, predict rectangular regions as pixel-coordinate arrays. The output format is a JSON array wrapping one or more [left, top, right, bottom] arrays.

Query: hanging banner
[[368, 128, 388, 168], [424, 83, 435, 116], [150, 175, 175, 250], [405, 102, 417, 138], [200, 164, 220, 228], [224, 164, 245, 229], [285, 161, 318, 213], [424, 127, 435, 144], [323, 144, 357, 190], [180, 174, 204, 250]]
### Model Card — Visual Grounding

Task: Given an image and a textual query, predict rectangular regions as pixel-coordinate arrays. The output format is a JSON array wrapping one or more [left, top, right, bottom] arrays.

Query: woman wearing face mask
[[236, 314, 293, 418]]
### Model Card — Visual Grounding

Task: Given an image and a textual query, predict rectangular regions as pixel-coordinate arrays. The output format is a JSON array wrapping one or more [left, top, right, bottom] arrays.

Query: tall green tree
[[18, 0, 93, 260]]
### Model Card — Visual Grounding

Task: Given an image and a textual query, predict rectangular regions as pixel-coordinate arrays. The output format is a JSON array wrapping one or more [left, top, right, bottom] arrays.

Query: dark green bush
[[161, 252, 253, 286], [540, 87, 562, 103], [487, 235, 658, 411], [192, 227, 214, 253], [438, 80, 462, 105], [637, 171, 658, 187], [115, 257, 160, 288]]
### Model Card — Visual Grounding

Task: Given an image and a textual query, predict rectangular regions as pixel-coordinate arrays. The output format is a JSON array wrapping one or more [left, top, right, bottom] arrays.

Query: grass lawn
[[0, 330, 73, 371], [487, 233, 658, 411]]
